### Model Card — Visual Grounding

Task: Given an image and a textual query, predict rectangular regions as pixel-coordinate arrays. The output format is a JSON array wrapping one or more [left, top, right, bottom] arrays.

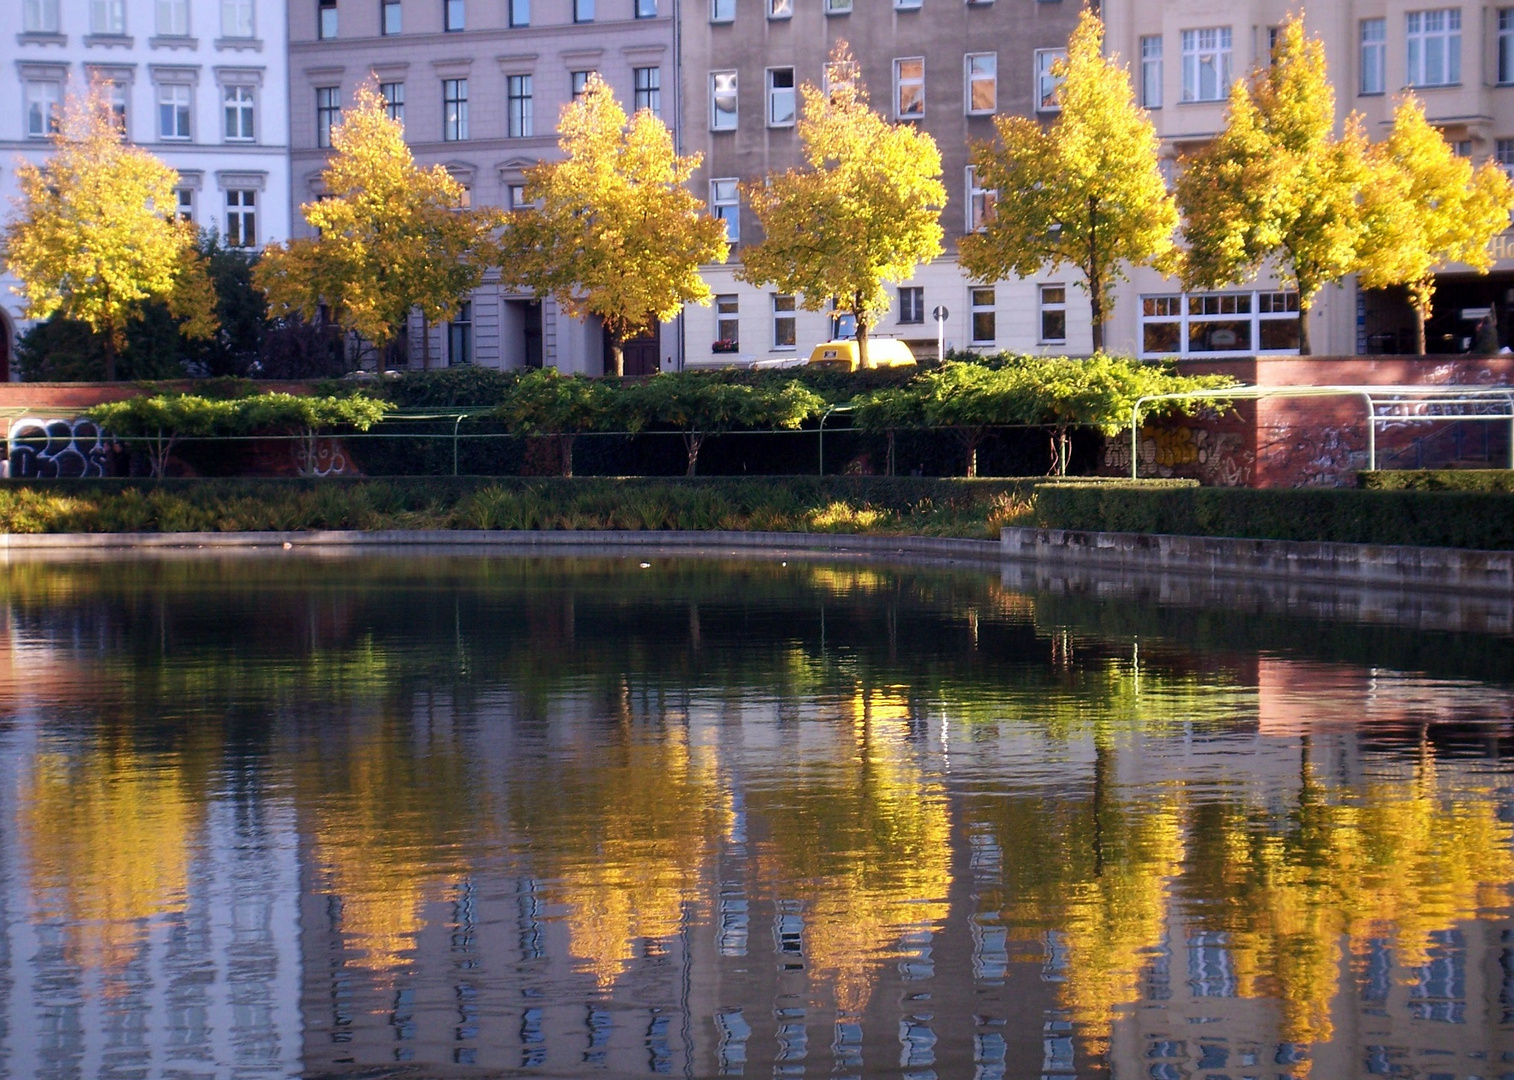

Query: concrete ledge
[[1002, 527, 1514, 595], [0, 529, 1002, 562]]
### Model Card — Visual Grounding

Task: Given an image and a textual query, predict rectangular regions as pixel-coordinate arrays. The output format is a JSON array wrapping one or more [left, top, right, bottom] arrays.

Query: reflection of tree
[[1180, 750, 1514, 1052], [19, 734, 216, 975], [748, 689, 952, 1016], [503, 720, 723, 987]]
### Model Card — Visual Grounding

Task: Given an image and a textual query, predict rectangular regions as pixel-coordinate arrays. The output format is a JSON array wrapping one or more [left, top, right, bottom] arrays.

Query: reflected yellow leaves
[[20, 746, 202, 975]]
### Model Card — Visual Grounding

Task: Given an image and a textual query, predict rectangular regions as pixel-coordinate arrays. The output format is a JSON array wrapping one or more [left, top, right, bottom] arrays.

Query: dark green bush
[[1034, 482, 1514, 550], [1360, 470, 1514, 493]]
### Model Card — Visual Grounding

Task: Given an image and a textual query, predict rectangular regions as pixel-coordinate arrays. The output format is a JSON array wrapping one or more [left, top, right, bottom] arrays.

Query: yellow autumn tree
[[1357, 96, 1514, 354], [739, 43, 946, 368], [1177, 15, 1371, 355], [497, 73, 728, 378], [960, 11, 1178, 351], [1, 83, 217, 380], [255, 83, 499, 368]]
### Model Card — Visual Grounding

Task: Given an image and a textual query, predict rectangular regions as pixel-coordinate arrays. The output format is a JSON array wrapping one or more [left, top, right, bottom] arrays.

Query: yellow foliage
[[497, 74, 729, 376], [255, 82, 499, 358], [1, 83, 218, 378], [960, 11, 1178, 350], [739, 42, 945, 366]]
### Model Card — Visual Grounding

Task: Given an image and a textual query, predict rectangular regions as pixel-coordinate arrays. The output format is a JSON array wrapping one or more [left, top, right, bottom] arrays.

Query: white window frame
[[710, 178, 739, 243], [505, 75, 530, 138], [1140, 35, 1162, 108], [446, 77, 471, 141], [26, 81, 61, 138], [24, 0, 61, 34], [767, 67, 795, 127], [711, 70, 737, 130], [223, 84, 255, 141], [1035, 49, 1066, 112], [571, 70, 593, 101], [1180, 27, 1232, 103], [635, 66, 661, 117], [221, 0, 254, 37], [226, 188, 256, 248], [1138, 290, 1300, 358], [894, 57, 925, 119], [316, 85, 341, 148], [768, 0, 792, 19], [711, 0, 734, 21], [1406, 9, 1462, 88], [1500, 10, 1514, 85], [970, 288, 996, 345], [449, 301, 473, 365], [175, 186, 195, 223], [965, 165, 996, 233], [158, 83, 193, 141], [715, 294, 739, 350], [156, 0, 189, 36], [381, 0, 401, 34], [772, 295, 796, 349], [825, 0, 851, 12], [91, 0, 126, 35], [380, 80, 404, 124], [1038, 284, 1067, 344], [965, 53, 996, 116], [895, 0, 920, 8]]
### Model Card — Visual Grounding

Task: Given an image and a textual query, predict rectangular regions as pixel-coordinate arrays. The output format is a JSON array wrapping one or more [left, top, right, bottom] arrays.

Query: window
[[971, 288, 995, 344], [895, 0, 920, 8], [157, 0, 189, 36], [26, 82, 60, 138], [966, 54, 996, 115], [895, 58, 924, 118], [445, 78, 470, 140], [449, 302, 473, 365], [1498, 137, 1514, 177], [768, 68, 795, 126], [825, 0, 851, 11], [898, 287, 924, 324], [318, 0, 337, 39], [711, 178, 739, 242], [444, 0, 464, 29], [1181, 27, 1232, 102], [380, 81, 404, 123], [711, 71, 738, 130], [510, 0, 527, 26], [381, 0, 401, 34], [1039, 285, 1066, 343], [159, 84, 192, 140], [224, 85, 255, 141], [1035, 49, 1066, 111], [571, 70, 593, 100], [316, 86, 341, 147], [636, 0, 656, 16], [222, 0, 253, 36], [1501, 11, 1514, 84], [105, 82, 128, 133], [175, 186, 194, 223], [1140, 290, 1299, 356], [772, 295, 796, 348], [1406, 9, 1460, 87], [226, 189, 256, 248], [769, 0, 792, 18], [715, 295, 739, 350], [711, 0, 734, 20], [507, 75, 531, 137], [91, 0, 126, 34], [1453, 139, 1472, 157], [454, 183, 471, 209], [24, 0, 60, 33], [1356, 19, 1386, 95], [966, 165, 996, 232], [1140, 35, 1162, 108], [509, 183, 539, 210], [635, 67, 661, 116], [574, 0, 593, 22]]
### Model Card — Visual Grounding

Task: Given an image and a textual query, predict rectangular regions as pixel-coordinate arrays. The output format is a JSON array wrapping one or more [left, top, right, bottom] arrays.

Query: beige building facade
[[286, 0, 679, 373], [1103, 0, 1514, 360]]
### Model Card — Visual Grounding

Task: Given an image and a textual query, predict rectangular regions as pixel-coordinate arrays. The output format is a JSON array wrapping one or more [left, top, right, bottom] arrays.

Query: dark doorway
[[0, 313, 10, 382], [523, 301, 543, 369], [619, 323, 661, 377]]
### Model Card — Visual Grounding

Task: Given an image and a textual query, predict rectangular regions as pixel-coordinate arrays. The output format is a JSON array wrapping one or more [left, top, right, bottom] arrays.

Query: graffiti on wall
[[1103, 425, 1255, 487], [7, 417, 113, 478]]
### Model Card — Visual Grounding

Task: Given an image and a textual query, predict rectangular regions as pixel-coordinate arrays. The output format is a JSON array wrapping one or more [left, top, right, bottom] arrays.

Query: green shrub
[[1360, 470, 1514, 492], [1034, 482, 1514, 550]]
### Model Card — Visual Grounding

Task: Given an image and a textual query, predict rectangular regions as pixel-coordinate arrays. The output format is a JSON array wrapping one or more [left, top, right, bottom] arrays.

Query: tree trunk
[[961, 430, 980, 478], [885, 429, 896, 477], [1414, 304, 1428, 356], [1297, 306, 1312, 356], [1087, 197, 1104, 353], [1410, 277, 1434, 355], [855, 305, 870, 369], [558, 434, 574, 477], [421, 314, 431, 371], [685, 431, 704, 476], [608, 333, 625, 379]]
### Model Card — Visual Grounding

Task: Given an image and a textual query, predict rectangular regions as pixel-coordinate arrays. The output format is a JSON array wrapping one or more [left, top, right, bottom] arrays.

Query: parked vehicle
[[806, 338, 917, 372]]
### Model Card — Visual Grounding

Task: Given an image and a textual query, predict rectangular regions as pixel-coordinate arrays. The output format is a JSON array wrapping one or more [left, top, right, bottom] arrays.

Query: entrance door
[[522, 301, 543, 368], [621, 323, 661, 377]]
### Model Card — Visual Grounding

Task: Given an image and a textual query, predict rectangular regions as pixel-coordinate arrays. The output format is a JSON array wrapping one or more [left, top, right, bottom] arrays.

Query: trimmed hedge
[[1360, 470, 1514, 493], [1034, 481, 1514, 550]]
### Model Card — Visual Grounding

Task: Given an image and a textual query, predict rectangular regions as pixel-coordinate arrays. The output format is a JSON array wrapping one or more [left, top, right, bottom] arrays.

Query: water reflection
[[0, 554, 1512, 1078]]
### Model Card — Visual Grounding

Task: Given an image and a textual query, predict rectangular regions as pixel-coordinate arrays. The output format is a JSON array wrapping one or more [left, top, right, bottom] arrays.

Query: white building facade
[[0, 0, 292, 379]]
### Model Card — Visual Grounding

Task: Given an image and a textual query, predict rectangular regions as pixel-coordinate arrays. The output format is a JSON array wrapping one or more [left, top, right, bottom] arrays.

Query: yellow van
[[806, 338, 917, 373]]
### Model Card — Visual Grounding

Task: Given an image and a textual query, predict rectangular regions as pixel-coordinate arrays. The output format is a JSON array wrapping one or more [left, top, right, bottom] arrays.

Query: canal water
[[0, 553, 1512, 1079]]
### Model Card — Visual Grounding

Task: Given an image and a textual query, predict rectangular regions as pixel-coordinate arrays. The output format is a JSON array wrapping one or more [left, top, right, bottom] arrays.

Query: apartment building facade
[[0, 0, 292, 380], [286, 0, 679, 373], [1102, 0, 1514, 359], [678, 0, 1085, 368]]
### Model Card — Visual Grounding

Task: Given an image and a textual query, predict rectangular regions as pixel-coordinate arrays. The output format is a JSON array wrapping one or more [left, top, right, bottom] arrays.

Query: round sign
[[932, 305, 949, 322]]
